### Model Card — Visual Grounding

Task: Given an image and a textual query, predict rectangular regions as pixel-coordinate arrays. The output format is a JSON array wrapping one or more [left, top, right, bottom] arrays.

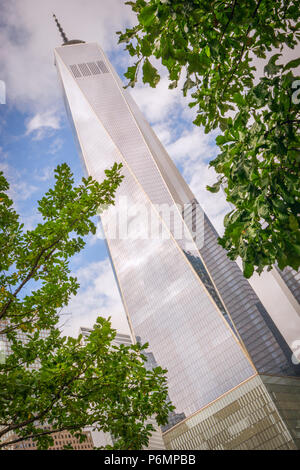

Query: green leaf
[[289, 214, 299, 231], [264, 53, 282, 76], [206, 179, 222, 193], [219, 118, 229, 132], [216, 134, 230, 145], [169, 80, 178, 89], [140, 38, 153, 57], [233, 93, 245, 107], [284, 57, 300, 71], [142, 59, 160, 87], [182, 77, 196, 97], [204, 45, 211, 57], [138, 4, 157, 27], [243, 262, 254, 279], [188, 52, 209, 74], [124, 63, 139, 87]]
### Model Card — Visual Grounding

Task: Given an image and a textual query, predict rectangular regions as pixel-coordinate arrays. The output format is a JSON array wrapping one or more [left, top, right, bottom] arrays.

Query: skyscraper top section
[[53, 13, 85, 46]]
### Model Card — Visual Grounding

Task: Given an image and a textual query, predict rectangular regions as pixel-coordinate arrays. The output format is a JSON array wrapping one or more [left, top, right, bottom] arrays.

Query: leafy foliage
[[118, 0, 300, 276], [0, 164, 173, 450]]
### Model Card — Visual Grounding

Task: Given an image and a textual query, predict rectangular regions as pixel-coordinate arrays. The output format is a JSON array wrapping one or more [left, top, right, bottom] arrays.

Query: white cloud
[[0, 161, 38, 203], [128, 62, 198, 130], [33, 165, 54, 182], [0, 147, 9, 160], [130, 75, 183, 124], [48, 137, 64, 154], [61, 258, 130, 338], [0, 159, 42, 232], [12, 180, 39, 202], [25, 111, 61, 140], [0, 0, 136, 112], [166, 126, 218, 166], [152, 122, 172, 146], [21, 211, 43, 231]]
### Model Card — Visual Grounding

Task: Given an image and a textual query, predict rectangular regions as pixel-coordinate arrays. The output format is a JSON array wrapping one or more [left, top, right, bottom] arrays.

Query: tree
[[118, 0, 300, 277], [0, 164, 173, 450]]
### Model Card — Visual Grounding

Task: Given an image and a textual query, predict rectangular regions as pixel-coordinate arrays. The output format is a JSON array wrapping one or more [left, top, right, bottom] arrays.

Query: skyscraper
[[53, 18, 300, 449], [7, 429, 94, 451]]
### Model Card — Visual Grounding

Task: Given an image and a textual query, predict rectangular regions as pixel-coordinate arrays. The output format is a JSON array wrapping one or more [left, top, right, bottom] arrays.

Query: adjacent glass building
[[54, 34, 300, 449]]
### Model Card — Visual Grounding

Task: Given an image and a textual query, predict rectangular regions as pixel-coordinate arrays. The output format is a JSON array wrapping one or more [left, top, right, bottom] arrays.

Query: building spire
[[53, 14, 69, 44]]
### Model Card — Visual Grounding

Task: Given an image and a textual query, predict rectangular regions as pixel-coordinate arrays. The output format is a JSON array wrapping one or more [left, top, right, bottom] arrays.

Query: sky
[[0, 0, 299, 344]]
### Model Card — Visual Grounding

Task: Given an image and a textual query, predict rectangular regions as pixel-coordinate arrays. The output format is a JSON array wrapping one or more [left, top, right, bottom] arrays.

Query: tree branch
[[0, 349, 94, 438], [221, 0, 263, 99], [0, 206, 91, 321], [220, 0, 238, 41], [0, 424, 84, 449]]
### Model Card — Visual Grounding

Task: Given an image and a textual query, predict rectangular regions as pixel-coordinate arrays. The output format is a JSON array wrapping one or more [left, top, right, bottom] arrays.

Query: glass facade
[[163, 374, 300, 450], [276, 265, 300, 305], [54, 42, 299, 426], [192, 213, 299, 376]]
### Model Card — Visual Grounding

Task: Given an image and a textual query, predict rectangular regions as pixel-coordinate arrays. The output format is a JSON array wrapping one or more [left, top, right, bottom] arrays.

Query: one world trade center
[[53, 17, 300, 450]]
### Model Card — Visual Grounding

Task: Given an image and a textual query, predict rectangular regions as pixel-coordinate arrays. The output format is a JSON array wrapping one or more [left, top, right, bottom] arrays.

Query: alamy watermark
[[0, 80, 6, 104], [292, 80, 300, 105], [291, 339, 300, 365], [93, 197, 205, 251], [0, 338, 6, 364]]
